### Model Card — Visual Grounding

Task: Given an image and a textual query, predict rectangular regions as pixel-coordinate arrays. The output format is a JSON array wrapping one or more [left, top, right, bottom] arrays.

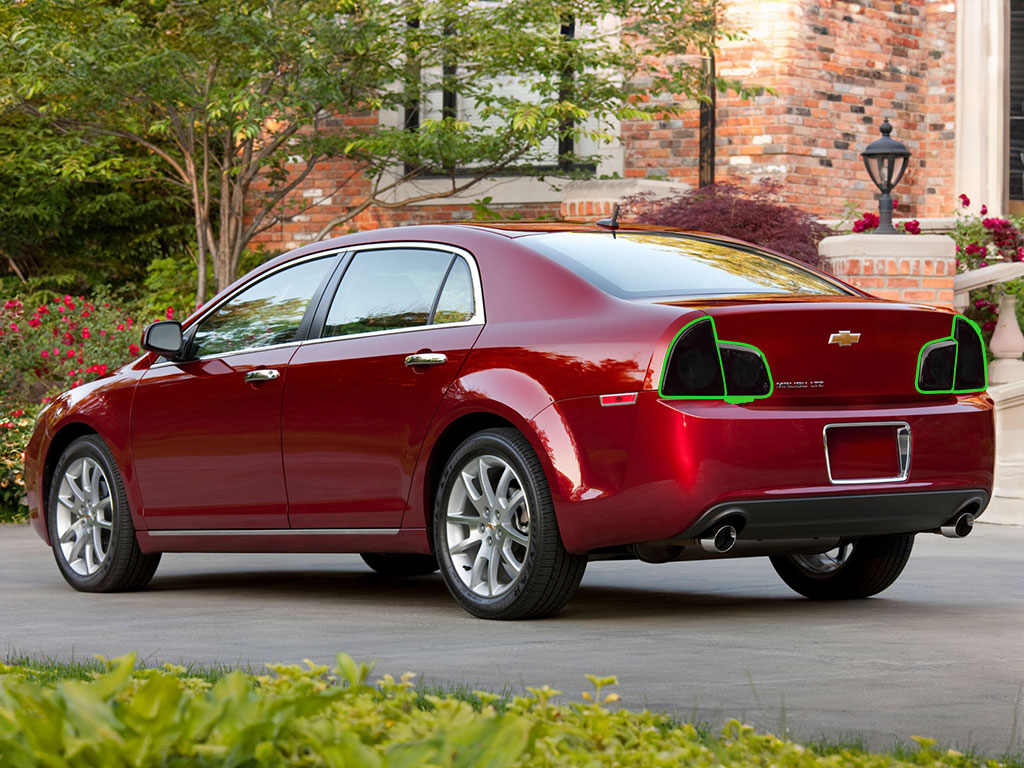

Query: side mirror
[[141, 321, 184, 358]]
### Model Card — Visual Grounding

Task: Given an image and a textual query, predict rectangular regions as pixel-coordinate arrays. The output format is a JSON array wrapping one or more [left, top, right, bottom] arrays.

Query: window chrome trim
[[147, 528, 400, 537], [822, 421, 912, 485], [307, 241, 485, 345]]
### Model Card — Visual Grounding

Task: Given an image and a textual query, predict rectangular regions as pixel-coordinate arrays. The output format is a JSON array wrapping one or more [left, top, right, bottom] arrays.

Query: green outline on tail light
[[914, 315, 988, 394], [658, 316, 774, 404]]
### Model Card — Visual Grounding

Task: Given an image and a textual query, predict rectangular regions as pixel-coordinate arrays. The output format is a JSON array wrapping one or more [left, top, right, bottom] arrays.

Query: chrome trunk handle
[[244, 369, 280, 383], [404, 353, 447, 367]]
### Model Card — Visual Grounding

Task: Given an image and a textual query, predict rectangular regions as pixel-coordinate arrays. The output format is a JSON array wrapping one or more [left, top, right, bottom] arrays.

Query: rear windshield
[[527, 232, 850, 299]]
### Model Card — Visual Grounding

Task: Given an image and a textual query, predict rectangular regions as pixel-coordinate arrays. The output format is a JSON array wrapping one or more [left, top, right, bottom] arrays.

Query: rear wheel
[[48, 435, 160, 592], [359, 553, 438, 577], [770, 534, 914, 600], [433, 428, 587, 620]]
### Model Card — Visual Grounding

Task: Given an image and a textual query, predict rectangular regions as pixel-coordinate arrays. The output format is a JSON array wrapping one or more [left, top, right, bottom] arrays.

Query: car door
[[131, 254, 339, 530], [282, 245, 484, 529]]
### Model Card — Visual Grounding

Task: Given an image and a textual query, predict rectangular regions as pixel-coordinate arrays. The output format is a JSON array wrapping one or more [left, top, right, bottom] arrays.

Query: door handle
[[244, 369, 281, 383], [404, 353, 447, 367]]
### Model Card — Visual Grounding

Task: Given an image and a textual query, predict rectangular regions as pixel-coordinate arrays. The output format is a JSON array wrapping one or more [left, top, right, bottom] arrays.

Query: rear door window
[[321, 248, 476, 338]]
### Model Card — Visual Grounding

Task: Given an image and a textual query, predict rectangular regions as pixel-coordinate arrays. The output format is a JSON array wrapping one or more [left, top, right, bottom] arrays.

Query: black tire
[[360, 552, 439, 577], [433, 428, 587, 620], [770, 534, 914, 600], [47, 435, 161, 592]]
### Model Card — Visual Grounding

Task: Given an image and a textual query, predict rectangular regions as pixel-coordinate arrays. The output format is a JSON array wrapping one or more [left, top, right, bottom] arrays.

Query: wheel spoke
[[469, 545, 490, 594], [449, 531, 482, 556], [92, 526, 107, 562], [65, 472, 87, 504], [59, 519, 85, 543], [500, 490, 525, 521], [495, 466, 514, 504], [500, 522, 528, 546], [67, 530, 88, 564], [500, 539, 523, 575], [459, 470, 488, 514], [447, 509, 480, 526], [83, 541, 96, 574], [487, 546, 501, 594], [477, 458, 498, 508]]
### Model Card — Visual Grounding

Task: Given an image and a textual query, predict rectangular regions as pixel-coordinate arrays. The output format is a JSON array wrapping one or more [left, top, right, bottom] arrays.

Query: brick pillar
[[817, 234, 956, 307]]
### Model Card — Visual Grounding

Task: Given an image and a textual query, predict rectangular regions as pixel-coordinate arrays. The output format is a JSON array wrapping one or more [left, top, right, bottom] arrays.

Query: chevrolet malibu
[[24, 223, 994, 619]]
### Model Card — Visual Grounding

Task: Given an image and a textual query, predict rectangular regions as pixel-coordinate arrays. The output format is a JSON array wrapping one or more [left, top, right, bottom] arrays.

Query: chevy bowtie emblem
[[828, 330, 861, 347]]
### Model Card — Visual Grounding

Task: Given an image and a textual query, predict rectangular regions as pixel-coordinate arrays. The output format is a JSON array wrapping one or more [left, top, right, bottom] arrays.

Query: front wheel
[[770, 534, 914, 600], [433, 428, 587, 620], [48, 435, 161, 592]]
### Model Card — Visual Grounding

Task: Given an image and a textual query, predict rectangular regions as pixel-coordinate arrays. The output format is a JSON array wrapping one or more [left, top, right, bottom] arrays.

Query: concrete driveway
[[3, 522, 1022, 754]]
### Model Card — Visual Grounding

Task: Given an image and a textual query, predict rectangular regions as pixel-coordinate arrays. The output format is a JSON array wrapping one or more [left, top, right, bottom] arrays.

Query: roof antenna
[[596, 203, 620, 237]]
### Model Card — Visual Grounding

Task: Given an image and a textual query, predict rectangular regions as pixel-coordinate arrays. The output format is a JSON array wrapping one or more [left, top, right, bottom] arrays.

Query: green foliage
[[0, 112, 193, 289], [0, 653, 1017, 767]]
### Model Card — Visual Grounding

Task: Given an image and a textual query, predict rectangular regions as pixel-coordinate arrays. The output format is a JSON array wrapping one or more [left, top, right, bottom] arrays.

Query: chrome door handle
[[404, 353, 447, 367], [244, 369, 280, 383]]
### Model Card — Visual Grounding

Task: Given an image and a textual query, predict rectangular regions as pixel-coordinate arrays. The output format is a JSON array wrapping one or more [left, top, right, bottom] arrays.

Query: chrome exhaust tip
[[699, 524, 738, 553], [939, 512, 975, 539]]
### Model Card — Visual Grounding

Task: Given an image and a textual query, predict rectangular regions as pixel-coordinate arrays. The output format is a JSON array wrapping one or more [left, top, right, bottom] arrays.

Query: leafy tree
[[0, 0, 750, 301], [0, 114, 192, 293]]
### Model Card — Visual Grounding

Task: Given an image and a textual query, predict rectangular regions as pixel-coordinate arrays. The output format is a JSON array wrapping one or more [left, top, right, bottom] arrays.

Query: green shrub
[[0, 654, 1015, 767]]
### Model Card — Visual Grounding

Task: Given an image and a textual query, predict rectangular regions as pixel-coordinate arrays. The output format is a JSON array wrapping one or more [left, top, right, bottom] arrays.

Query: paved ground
[[3, 522, 1022, 754]]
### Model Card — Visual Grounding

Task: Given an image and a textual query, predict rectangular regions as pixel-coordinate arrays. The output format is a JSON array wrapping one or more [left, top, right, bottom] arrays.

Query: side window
[[322, 248, 454, 338], [434, 257, 476, 324], [191, 257, 335, 358]]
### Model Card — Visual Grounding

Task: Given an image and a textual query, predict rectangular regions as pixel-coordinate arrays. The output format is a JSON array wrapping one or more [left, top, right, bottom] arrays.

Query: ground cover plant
[[0, 653, 1020, 768]]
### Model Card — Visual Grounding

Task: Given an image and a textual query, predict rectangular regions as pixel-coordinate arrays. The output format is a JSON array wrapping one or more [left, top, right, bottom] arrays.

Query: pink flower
[[99, 329, 107, 337], [980, 205, 988, 215], [974, 298, 988, 309], [10, 409, 23, 418], [980, 261, 989, 268], [165, 307, 174, 319], [959, 193, 971, 208], [81, 328, 91, 340], [983, 321, 996, 331], [128, 344, 140, 356], [903, 219, 921, 235], [41, 396, 51, 404], [66, 349, 75, 359], [28, 318, 40, 328], [892, 198, 898, 209], [40, 350, 49, 358], [8, 322, 19, 332], [116, 323, 125, 331]]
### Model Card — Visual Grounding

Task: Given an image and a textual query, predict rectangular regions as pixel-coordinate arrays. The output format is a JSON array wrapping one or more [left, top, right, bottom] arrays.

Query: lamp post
[[860, 118, 911, 234]]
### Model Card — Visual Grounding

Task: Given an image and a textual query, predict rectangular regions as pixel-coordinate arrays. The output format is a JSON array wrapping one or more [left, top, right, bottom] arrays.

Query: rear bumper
[[535, 392, 995, 552], [679, 489, 988, 540]]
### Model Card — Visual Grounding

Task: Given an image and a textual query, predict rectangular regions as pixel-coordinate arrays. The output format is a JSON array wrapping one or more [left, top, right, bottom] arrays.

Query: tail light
[[660, 317, 773, 403], [916, 316, 987, 394]]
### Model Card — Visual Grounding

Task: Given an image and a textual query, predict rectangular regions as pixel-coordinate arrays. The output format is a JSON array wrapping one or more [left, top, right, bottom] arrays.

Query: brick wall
[[621, 0, 957, 220]]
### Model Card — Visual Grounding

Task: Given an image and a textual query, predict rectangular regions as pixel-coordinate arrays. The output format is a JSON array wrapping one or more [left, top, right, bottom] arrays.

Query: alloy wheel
[[55, 457, 114, 576], [445, 454, 531, 598]]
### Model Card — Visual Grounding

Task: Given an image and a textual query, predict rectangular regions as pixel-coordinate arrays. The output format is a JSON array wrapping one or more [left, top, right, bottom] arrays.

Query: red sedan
[[24, 223, 994, 619]]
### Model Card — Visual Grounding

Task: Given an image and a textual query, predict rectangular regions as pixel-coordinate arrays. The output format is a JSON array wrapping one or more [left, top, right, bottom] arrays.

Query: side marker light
[[599, 392, 639, 407]]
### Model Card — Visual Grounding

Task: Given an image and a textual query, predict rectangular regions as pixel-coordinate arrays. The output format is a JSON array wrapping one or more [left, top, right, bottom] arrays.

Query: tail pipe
[[939, 511, 975, 539], [699, 524, 738, 553]]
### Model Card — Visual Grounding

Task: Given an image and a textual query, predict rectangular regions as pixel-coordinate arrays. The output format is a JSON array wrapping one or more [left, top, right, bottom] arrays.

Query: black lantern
[[860, 118, 911, 234]]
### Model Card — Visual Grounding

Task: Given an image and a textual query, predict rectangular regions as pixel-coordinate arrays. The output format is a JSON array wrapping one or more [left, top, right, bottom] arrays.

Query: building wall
[[621, 0, 957, 220]]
